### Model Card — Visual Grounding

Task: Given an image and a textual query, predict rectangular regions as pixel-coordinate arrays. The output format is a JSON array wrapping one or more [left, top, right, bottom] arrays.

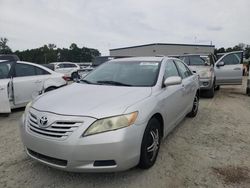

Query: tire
[[187, 93, 199, 118], [139, 118, 161, 169], [203, 85, 215, 98], [45, 86, 57, 92], [71, 72, 79, 81], [247, 87, 250, 96]]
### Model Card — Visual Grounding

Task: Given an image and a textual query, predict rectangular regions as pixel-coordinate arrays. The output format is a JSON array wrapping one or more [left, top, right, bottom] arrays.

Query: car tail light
[[62, 76, 68, 81]]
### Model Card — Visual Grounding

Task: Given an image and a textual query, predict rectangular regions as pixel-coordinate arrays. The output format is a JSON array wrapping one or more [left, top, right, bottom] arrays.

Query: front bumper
[[19, 110, 145, 172], [199, 78, 213, 90]]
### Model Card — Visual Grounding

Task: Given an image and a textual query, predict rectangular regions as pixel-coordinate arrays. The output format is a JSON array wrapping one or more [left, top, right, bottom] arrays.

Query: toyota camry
[[20, 56, 200, 172]]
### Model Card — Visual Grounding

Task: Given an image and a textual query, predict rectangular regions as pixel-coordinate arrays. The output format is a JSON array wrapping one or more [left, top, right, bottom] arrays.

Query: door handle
[[35, 80, 42, 83], [233, 68, 241, 70]]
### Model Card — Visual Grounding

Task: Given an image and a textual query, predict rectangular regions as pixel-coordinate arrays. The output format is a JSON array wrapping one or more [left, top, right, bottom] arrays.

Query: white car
[[0, 60, 67, 114], [50, 62, 80, 80]]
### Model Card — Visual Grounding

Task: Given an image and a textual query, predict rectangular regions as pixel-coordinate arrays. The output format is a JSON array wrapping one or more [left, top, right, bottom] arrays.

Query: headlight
[[83, 111, 138, 136], [199, 70, 212, 78], [24, 101, 32, 116], [22, 101, 33, 125]]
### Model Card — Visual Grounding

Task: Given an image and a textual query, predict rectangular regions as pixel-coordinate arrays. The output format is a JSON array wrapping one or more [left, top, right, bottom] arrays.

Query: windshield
[[188, 56, 209, 66], [82, 61, 161, 87], [0, 61, 14, 79]]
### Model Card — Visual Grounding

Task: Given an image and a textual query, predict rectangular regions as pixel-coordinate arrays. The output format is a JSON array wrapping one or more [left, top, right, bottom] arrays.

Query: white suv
[[50, 62, 80, 80], [0, 60, 67, 113]]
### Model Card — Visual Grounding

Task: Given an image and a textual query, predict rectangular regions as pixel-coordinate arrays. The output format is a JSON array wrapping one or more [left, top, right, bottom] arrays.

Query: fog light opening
[[93, 160, 116, 167]]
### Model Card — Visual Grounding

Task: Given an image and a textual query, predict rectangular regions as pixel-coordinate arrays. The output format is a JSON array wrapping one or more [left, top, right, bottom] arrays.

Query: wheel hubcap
[[147, 129, 159, 161]]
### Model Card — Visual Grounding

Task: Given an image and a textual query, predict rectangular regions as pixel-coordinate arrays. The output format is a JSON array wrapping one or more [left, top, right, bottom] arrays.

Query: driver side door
[[158, 60, 185, 134], [215, 52, 243, 85]]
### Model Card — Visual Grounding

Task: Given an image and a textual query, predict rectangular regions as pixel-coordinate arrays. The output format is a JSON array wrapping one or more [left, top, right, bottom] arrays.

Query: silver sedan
[[20, 56, 200, 172]]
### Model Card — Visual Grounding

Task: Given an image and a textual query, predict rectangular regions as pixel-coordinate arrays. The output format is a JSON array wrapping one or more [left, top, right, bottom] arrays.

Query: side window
[[15, 63, 36, 77], [175, 60, 193, 79], [164, 60, 179, 79], [0, 61, 14, 79], [179, 57, 189, 65], [35, 67, 50, 75], [58, 64, 64, 68], [221, 53, 241, 65], [64, 64, 76, 68]]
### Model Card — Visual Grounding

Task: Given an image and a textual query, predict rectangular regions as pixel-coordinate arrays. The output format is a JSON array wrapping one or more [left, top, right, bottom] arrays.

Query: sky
[[0, 0, 250, 55]]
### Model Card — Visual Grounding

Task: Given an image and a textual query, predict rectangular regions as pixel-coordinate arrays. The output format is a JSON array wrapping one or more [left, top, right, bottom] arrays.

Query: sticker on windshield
[[140, 62, 158, 66]]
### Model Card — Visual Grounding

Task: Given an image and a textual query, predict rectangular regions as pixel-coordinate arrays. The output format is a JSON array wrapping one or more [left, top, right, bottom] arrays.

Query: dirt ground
[[1, 78, 250, 188]]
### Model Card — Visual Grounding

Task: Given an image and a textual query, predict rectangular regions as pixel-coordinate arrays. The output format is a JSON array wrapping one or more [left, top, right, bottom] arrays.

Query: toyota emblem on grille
[[39, 116, 48, 128]]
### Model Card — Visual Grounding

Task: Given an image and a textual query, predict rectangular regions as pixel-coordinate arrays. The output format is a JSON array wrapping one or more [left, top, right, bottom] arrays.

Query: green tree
[[0, 37, 12, 54], [214, 47, 225, 54], [15, 43, 100, 64]]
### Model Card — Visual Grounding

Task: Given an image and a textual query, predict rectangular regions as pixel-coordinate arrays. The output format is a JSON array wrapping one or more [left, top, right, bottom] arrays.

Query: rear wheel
[[187, 93, 199, 118], [71, 72, 79, 81], [247, 87, 250, 96], [139, 118, 161, 169]]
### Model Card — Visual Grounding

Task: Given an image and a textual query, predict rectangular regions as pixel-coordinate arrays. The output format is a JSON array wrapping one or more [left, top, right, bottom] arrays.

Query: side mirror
[[164, 76, 182, 87], [216, 61, 225, 67]]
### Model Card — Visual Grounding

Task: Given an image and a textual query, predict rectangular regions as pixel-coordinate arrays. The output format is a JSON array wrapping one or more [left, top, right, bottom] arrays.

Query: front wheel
[[187, 94, 199, 118], [203, 84, 215, 98], [139, 118, 161, 169]]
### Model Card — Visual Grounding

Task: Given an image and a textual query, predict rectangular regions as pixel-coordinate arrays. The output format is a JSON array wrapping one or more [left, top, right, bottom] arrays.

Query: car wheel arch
[[150, 113, 164, 138]]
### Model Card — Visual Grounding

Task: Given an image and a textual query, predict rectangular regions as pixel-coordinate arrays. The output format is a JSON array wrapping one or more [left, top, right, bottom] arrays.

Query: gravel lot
[[1, 78, 250, 188]]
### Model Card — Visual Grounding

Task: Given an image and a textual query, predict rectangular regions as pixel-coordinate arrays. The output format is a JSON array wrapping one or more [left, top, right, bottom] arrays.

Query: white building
[[110, 43, 215, 57]]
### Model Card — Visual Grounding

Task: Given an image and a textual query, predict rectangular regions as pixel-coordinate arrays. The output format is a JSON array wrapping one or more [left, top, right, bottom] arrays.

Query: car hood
[[189, 66, 212, 76], [32, 83, 152, 118]]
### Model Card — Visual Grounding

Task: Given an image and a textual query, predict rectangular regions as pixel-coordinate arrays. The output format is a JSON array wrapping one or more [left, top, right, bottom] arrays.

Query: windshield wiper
[[80, 79, 94, 84], [96, 80, 132, 86]]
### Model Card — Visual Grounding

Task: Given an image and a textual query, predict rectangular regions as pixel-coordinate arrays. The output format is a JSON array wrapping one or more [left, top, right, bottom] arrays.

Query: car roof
[[108, 56, 167, 62], [0, 54, 20, 61]]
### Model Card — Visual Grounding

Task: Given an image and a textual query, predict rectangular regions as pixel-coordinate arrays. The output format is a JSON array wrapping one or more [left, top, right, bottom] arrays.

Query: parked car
[[0, 60, 67, 113], [176, 51, 243, 97], [177, 54, 216, 98], [20, 56, 200, 172], [50, 62, 80, 80]]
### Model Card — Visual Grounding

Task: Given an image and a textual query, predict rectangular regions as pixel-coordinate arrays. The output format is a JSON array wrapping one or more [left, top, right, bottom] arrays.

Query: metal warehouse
[[110, 43, 215, 56]]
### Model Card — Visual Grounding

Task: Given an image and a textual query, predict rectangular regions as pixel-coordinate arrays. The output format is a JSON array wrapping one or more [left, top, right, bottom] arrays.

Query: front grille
[[27, 112, 81, 140], [27, 149, 67, 167]]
